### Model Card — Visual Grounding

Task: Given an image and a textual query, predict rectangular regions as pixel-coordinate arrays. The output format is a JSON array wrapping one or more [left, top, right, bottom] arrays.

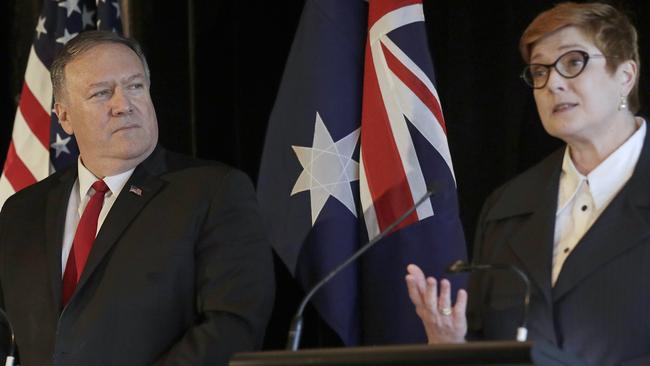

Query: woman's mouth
[[553, 103, 578, 113]]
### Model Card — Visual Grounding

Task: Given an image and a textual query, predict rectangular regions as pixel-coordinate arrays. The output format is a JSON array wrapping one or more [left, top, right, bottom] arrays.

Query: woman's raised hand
[[405, 264, 468, 344]]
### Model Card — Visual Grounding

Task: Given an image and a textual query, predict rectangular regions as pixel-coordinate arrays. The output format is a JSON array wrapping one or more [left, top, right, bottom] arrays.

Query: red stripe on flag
[[18, 84, 50, 149], [2, 143, 37, 192], [381, 43, 447, 133], [361, 41, 417, 233], [368, 0, 422, 27]]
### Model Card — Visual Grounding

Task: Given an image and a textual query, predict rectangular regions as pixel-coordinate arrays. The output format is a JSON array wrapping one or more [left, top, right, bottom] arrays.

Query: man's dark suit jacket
[[0, 146, 274, 366], [467, 129, 650, 366]]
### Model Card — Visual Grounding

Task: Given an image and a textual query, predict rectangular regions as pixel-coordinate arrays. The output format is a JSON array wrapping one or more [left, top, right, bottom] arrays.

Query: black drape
[[1, 0, 648, 349]]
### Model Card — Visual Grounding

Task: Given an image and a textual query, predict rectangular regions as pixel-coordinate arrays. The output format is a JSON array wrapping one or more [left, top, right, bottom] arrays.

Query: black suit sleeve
[[465, 185, 506, 341], [0, 203, 12, 360], [153, 169, 275, 366]]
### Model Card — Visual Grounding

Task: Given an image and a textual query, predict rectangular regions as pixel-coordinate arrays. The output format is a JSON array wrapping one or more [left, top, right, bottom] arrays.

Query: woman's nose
[[544, 68, 567, 92]]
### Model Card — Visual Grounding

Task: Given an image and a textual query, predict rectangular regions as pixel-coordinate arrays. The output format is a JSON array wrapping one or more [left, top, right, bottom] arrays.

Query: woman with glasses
[[406, 2, 649, 365]]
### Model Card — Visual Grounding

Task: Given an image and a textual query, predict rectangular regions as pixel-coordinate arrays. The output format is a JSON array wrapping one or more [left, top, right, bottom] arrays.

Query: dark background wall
[[1, 0, 648, 349]]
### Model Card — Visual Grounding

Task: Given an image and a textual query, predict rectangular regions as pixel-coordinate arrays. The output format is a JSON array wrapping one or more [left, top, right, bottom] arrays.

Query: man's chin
[[111, 144, 155, 166]]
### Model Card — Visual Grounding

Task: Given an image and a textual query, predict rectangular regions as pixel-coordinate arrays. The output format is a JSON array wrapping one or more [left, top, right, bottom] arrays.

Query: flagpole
[[120, 0, 131, 37], [187, 0, 197, 157]]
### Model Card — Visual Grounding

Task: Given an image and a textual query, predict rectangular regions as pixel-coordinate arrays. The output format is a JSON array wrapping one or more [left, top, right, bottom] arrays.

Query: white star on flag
[[112, 1, 121, 19], [51, 133, 71, 158], [58, 0, 82, 17], [56, 29, 77, 45], [36, 17, 48, 39], [291, 112, 360, 225], [81, 5, 96, 29]]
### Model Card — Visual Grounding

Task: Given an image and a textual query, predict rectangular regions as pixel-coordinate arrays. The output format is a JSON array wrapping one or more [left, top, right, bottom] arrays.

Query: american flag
[[258, 0, 467, 345], [0, 0, 123, 208]]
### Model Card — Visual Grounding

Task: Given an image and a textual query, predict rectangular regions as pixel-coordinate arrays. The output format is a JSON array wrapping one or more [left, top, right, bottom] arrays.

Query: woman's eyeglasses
[[521, 50, 606, 89]]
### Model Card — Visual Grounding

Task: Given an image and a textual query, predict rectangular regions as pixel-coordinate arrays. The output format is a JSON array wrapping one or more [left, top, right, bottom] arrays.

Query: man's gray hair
[[51, 31, 151, 102]]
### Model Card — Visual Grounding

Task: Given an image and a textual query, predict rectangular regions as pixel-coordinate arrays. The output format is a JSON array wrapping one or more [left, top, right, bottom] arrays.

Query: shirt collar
[[557, 148, 585, 214], [77, 158, 135, 199], [557, 119, 646, 213]]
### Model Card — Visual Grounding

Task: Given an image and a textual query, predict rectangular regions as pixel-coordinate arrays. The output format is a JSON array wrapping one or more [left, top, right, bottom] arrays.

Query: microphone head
[[425, 183, 438, 198], [446, 259, 469, 273]]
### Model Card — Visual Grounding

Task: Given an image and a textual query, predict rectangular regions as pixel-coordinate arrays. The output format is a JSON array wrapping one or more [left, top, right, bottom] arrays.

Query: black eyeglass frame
[[520, 50, 607, 89]]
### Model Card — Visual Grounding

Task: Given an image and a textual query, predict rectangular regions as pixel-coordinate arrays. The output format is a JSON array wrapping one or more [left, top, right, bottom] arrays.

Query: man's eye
[[91, 90, 111, 98], [128, 83, 144, 90]]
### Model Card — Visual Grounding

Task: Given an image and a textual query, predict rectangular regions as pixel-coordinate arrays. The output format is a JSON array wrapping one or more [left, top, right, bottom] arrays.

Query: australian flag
[[258, 0, 467, 346], [0, 0, 122, 208]]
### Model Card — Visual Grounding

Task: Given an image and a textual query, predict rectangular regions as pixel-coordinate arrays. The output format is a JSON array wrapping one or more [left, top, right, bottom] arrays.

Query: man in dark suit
[[0, 31, 274, 365]]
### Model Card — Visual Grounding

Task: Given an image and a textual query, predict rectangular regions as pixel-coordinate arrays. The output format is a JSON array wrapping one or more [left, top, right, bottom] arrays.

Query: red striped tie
[[62, 180, 110, 307]]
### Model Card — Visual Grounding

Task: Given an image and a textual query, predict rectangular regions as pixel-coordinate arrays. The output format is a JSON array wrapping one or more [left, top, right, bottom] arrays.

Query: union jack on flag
[[0, 0, 123, 208], [360, 0, 456, 239], [259, 0, 467, 345]]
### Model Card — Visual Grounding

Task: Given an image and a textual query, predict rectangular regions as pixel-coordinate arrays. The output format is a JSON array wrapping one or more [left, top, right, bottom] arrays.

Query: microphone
[[286, 186, 437, 351], [0, 307, 15, 366], [446, 260, 531, 342]]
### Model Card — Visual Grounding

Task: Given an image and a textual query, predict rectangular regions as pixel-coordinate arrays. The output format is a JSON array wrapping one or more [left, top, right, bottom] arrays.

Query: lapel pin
[[129, 185, 143, 196]]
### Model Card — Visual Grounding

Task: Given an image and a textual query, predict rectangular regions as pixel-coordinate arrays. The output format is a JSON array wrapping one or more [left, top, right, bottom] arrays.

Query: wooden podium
[[229, 341, 586, 366]]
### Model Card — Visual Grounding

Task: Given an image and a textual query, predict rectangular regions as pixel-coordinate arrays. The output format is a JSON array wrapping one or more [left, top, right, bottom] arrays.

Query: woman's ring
[[440, 307, 452, 316]]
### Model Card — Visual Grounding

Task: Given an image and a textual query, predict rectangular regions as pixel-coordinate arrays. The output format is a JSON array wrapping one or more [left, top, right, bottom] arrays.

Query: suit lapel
[[75, 147, 167, 296], [552, 194, 650, 300], [44, 167, 78, 308], [485, 149, 564, 306], [553, 131, 650, 301], [506, 174, 558, 306]]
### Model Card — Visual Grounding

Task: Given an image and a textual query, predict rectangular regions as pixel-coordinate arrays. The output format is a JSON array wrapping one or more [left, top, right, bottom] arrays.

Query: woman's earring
[[618, 95, 628, 111]]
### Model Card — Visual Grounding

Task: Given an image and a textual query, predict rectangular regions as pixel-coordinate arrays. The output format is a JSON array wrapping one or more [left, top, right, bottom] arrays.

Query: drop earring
[[618, 95, 628, 111]]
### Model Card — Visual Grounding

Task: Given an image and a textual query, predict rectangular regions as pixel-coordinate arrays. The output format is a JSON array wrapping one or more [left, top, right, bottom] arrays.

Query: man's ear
[[54, 102, 74, 135]]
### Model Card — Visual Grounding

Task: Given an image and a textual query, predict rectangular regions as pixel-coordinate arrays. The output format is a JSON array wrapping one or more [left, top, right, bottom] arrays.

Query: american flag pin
[[129, 185, 143, 196]]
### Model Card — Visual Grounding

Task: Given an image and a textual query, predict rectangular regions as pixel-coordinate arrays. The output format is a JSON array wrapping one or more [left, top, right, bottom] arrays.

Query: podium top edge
[[234, 340, 534, 358]]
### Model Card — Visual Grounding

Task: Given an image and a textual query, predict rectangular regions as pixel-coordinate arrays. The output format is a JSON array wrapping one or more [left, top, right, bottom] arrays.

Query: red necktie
[[62, 180, 110, 307]]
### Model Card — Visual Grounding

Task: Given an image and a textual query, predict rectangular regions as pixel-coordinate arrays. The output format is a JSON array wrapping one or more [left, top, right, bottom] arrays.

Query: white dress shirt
[[61, 159, 134, 274], [552, 120, 646, 285]]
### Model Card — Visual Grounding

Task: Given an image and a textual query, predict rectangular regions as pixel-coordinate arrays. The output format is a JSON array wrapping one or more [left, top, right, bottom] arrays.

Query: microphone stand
[[447, 260, 531, 342], [0, 307, 15, 366], [286, 188, 437, 351]]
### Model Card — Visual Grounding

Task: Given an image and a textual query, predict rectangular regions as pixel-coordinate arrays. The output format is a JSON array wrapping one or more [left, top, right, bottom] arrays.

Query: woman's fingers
[[405, 274, 424, 307], [423, 276, 438, 312], [454, 288, 468, 318], [405, 264, 428, 306], [405, 265, 468, 344], [406, 264, 424, 276], [438, 279, 452, 316], [406, 264, 426, 289]]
